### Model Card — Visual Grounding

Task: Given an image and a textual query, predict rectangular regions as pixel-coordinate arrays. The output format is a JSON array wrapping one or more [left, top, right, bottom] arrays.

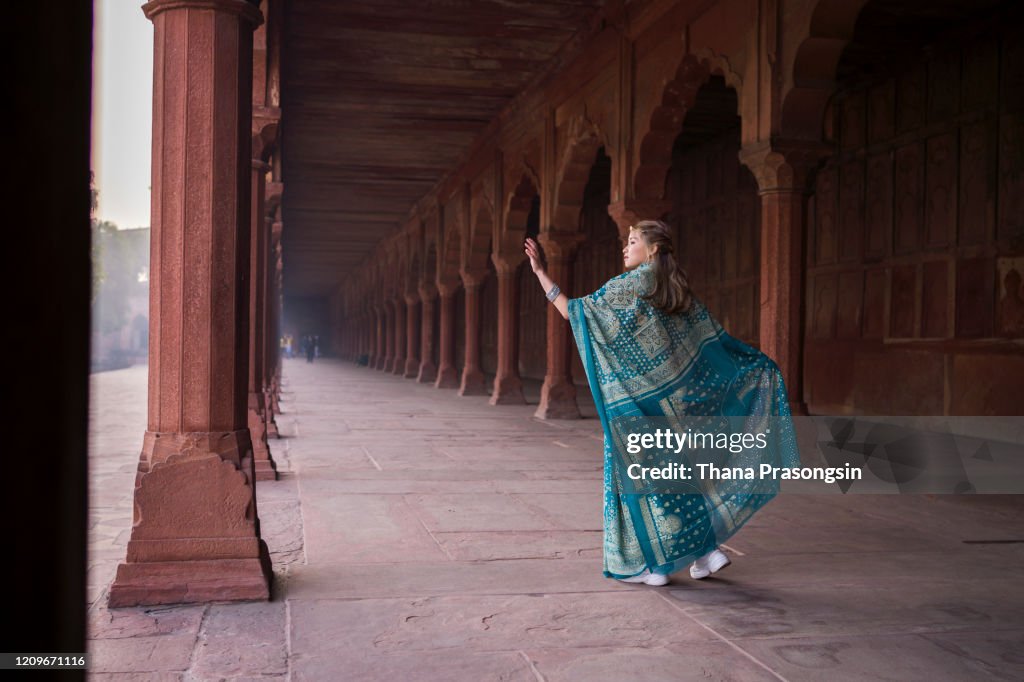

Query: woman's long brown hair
[[630, 220, 692, 314]]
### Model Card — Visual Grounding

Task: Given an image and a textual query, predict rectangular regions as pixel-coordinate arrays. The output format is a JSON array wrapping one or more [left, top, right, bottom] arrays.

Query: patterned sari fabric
[[567, 263, 800, 578]]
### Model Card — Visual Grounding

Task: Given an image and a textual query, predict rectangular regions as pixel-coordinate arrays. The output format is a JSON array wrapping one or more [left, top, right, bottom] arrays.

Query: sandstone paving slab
[[524, 643, 780, 682], [281, 558, 624, 600], [89, 673, 184, 681], [292, 648, 535, 682], [918, 630, 1024, 677], [88, 603, 206, 640], [733, 632, 1019, 681], [192, 601, 288, 678], [510, 492, 603, 531], [88, 634, 196, 674], [434, 530, 603, 561], [299, 490, 449, 564], [403, 492, 561, 532], [288, 592, 716, 657], [664, 581, 1024, 639]]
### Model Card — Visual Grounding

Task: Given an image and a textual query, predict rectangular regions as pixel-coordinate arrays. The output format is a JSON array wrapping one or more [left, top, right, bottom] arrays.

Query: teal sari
[[568, 263, 800, 579]]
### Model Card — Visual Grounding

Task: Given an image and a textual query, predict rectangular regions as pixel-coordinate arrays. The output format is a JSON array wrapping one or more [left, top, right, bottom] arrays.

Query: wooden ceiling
[[281, 0, 606, 298]]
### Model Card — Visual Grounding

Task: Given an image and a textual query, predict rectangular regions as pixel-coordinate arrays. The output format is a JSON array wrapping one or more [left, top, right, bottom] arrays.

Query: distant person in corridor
[[524, 221, 800, 586]]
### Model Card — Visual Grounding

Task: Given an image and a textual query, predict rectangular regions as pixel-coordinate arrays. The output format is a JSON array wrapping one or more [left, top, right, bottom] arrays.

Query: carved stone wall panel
[[836, 270, 863, 339], [862, 268, 887, 339], [927, 50, 960, 122], [868, 80, 895, 144], [924, 133, 956, 248], [840, 91, 866, 150], [811, 273, 837, 340], [962, 40, 998, 112], [997, 113, 1024, 249], [815, 164, 838, 265], [955, 257, 995, 338], [864, 152, 892, 260], [889, 264, 917, 338], [957, 120, 992, 246], [897, 64, 926, 132], [921, 259, 950, 338], [894, 143, 924, 254], [839, 159, 864, 262]]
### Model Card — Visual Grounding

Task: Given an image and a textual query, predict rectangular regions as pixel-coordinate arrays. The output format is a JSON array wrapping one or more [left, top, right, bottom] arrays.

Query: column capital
[[459, 269, 488, 289], [143, 0, 263, 25], [404, 293, 419, 306], [418, 282, 437, 301], [607, 199, 673, 238], [538, 232, 585, 261], [738, 139, 831, 194], [436, 278, 461, 297], [492, 252, 525, 276], [252, 158, 271, 173]]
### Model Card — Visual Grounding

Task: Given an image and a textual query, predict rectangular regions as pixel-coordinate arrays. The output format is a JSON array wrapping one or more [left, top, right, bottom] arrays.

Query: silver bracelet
[[545, 284, 561, 302]]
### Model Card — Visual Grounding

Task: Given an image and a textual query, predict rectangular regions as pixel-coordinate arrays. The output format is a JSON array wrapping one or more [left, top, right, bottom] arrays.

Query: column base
[[392, 356, 406, 375], [404, 357, 420, 378], [382, 356, 394, 372], [434, 364, 459, 389], [458, 368, 488, 396], [375, 356, 387, 370], [489, 374, 526, 405], [535, 377, 580, 419], [416, 361, 437, 383], [247, 408, 278, 476], [255, 458, 278, 481], [109, 551, 272, 608]]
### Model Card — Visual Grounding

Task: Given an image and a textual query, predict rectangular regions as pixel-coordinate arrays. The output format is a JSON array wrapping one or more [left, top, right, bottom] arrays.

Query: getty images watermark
[[608, 416, 1024, 495]]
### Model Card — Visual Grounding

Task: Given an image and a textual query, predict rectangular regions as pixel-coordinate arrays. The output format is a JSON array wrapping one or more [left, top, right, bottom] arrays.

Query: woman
[[525, 221, 799, 586]]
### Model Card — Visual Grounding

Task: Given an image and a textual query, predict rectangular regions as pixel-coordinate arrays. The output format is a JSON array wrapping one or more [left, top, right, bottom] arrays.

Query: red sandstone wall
[[804, 22, 1024, 415]]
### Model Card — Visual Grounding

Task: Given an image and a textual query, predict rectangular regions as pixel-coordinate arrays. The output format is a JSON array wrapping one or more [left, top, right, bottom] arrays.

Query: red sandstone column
[[247, 162, 277, 479], [383, 302, 396, 371], [392, 298, 406, 375], [535, 234, 583, 419], [490, 259, 525, 405], [417, 285, 438, 382], [404, 294, 420, 377], [110, 0, 271, 608], [458, 271, 488, 395], [373, 304, 385, 369], [434, 282, 460, 388], [264, 224, 281, 435], [740, 141, 827, 416]]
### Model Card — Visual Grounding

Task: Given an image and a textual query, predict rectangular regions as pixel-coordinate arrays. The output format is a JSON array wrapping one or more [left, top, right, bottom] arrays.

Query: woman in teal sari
[[525, 221, 800, 586]]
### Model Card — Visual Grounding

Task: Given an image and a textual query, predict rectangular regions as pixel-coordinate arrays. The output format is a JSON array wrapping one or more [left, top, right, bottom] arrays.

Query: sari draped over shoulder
[[567, 263, 800, 578]]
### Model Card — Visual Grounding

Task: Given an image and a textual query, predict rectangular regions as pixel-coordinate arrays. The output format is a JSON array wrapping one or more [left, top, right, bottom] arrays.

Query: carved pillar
[[247, 162, 276, 478], [266, 241, 282, 425], [434, 281, 460, 388], [535, 233, 584, 419], [373, 304, 385, 369], [381, 301, 395, 371], [417, 285, 438, 383], [110, 0, 271, 607], [392, 298, 406, 375], [404, 295, 420, 377], [262, 229, 281, 433], [458, 271, 488, 395], [490, 258, 525, 405], [739, 141, 828, 416]]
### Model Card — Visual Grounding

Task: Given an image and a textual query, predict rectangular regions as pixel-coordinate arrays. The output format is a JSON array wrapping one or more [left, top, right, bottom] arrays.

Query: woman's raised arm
[[524, 238, 569, 320]]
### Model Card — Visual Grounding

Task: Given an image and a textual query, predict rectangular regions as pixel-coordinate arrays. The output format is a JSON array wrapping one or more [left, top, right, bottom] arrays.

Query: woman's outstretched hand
[[524, 238, 545, 274]]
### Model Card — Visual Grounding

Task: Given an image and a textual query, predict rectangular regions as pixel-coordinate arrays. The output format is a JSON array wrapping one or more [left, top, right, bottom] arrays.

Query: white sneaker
[[689, 548, 731, 579], [616, 569, 670, 586]]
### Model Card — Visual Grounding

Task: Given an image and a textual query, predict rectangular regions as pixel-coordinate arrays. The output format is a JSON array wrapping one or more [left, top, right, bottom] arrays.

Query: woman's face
[[622, 231, 653, 270]]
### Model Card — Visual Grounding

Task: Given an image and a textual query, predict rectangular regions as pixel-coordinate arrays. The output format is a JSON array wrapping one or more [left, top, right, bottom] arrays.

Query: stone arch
[[503, 172, 539, 256], [551, 117, 607, 232], [466, 200, 494, 274], [779, 0, 870, 139], [251, 121, 279, 163], [634, 53, 745, 200]]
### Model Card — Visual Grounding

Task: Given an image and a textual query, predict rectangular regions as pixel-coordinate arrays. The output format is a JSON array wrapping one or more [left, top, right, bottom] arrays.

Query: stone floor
[[87, 359, 1024, 681]]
